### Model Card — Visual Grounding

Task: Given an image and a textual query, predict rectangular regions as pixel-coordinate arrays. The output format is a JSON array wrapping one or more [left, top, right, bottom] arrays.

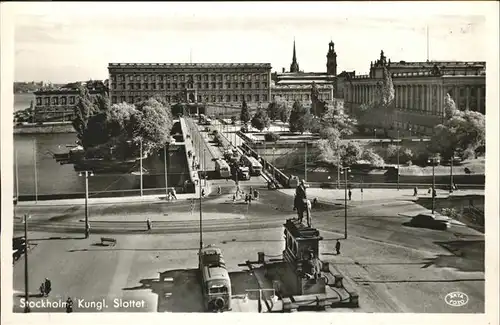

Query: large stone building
[[33, 80, 107, 122], [108, 63, 272, 105], [270, 41, 338, 103], [343, 51, 486, 135]]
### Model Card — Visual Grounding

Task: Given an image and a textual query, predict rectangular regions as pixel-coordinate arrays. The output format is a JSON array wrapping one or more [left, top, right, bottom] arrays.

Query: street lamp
[[23, 214, 31, 313], [78, 170, 94, 238], [427, 156, 440, 214], [164, 143, 169, 198], [340, 166, 351, 239], [396, 129, 400, 190]]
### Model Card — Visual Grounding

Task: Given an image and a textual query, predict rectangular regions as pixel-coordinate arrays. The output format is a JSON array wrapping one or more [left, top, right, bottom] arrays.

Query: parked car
[[408, 213, 450, 230]]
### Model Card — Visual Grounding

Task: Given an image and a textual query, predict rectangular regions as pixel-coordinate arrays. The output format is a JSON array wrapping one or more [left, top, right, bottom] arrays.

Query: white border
[[1, 2, 499, 325]]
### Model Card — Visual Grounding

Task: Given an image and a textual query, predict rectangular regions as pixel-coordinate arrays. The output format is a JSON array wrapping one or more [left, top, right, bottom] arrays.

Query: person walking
[[348, 189, 352, 201], [413, 186, 418, 197], [335, 240, 341, 255], [146, 218, 152, 231], [171, 187, 177, 200], [217, 186, 222, 195], [66, 297, 74, 313]]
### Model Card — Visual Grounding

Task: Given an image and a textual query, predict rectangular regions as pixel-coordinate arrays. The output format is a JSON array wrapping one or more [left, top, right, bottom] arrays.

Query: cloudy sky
[[9, 2, 492, 83]]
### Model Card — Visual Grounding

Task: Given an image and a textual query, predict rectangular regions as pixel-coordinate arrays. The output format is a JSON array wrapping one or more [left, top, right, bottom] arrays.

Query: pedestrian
[[244, 194, 249, 203], [201, 188, 206, 198], [232, 194, 236, 202], [312, 198, 318, 208], [428, 187, 432, 195], [413, 186, 418, 196], [248, 194, 253, 205], [217, 186, 222, 195], [171, 188, 178, 200], [66, 297, 74, 313], [432, 188, 437, 198], [335, 240, 341, 255], [348, 189, 352, 201], [254, 189, 259, 200], [146, 218, 152, 231]]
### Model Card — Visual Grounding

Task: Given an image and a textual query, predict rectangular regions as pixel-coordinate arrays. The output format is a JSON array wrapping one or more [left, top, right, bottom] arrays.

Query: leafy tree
[[251, 106, 271, 131], [361, 148, 385, 167], [240, 100, 251, 125], [341, 141, 363, 166], [81, 112, 109, 149], [279, 101, 291, 124], [430, 95, 485, 160], [93, 94, 111, 112], [289, 100, 312, 133], [267, 101, 284, 121], [320, 100, 357, 137], [133, 98, 174, 153], [72, 86, 96, 141]]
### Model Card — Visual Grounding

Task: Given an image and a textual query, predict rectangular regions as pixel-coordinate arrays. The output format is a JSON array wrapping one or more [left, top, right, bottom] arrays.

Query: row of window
[[112, 81, 268, 91], [111, 94, 268, 104], [272, 93, 331, 101], [36, 96, 76, 106], [111, 73, 268, 83]]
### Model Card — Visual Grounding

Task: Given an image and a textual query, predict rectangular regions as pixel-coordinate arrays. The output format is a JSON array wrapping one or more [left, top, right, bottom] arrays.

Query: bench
[[100, 237, 117, 246]]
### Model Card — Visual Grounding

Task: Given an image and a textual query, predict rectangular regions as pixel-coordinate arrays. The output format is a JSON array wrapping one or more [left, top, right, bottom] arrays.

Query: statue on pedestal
[[294, 179, 312, 227]]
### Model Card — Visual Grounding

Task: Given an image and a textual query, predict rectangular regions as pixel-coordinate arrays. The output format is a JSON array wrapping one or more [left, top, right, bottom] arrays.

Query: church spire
[[290, 39, 300, 73]]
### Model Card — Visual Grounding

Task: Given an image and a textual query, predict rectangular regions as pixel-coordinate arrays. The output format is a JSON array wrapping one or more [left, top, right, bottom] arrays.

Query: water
[[13, 133, 191, 196], [14, 93, 35, 111]]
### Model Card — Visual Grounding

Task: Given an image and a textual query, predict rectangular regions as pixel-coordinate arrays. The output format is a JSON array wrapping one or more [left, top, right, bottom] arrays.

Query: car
[[408, 213, 450, 230]]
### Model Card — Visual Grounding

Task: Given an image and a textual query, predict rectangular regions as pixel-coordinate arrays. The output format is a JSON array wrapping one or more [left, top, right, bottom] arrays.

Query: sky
[[9, 1, 492, 83]]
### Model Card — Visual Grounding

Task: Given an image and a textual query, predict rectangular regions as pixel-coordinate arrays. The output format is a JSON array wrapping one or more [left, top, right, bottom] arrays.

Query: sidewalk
[[18, 181, 213, 207], [279, 187, 485, 204]]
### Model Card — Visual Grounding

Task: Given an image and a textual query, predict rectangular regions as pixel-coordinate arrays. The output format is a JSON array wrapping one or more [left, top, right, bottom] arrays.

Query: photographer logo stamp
[[445, 292, 469, 307]]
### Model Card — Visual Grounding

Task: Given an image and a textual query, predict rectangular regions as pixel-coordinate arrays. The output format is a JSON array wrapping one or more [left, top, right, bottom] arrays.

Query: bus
[[241, 155, 262, 176], [199, 245, 232, 312], [215, 159, 231, 178]]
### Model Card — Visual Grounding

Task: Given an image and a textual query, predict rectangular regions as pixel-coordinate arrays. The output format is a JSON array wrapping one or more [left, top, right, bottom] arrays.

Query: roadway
[[13, 184, 484, 313]]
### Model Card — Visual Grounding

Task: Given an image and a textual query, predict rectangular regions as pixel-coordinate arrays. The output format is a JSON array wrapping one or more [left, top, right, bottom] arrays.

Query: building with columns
[[108, 63, 272, 105], [270, 40, 338, 106], [343, 51, 486, 135]]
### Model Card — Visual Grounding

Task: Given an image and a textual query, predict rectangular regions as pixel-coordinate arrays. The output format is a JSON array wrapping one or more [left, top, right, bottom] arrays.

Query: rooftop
[[108, 63, 272, 69]]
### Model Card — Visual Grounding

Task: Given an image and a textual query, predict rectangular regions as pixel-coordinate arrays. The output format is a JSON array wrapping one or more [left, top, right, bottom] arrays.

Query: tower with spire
[[290, 39, 300, 73], [326, 40, 337, 76]]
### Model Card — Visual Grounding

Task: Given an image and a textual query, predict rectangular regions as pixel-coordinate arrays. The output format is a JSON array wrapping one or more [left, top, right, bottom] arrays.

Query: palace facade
[[108, 63, 272, 105], [343, 51, 486, 135]]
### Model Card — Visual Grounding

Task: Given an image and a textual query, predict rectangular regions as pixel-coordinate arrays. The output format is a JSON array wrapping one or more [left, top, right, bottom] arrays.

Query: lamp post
[[340, 166, 351, 239], [164, 143, 169, 198], [79, 170, 94, 238], [15, 149, 19, 200], [272, 147, 276, 181], [23, 214, 31, 313], [33, 139, 38, 203], [427, 156, 440, 214], [397, 129, 400, 190], [304, 142, 307, 182], [139, 138, 143, 197], [449, 151, 454, 193], [337, 142, 340, 189]]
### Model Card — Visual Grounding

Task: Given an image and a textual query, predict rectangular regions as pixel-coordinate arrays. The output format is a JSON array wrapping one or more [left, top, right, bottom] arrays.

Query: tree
[[251, 106, 271, 131], [320, 100, 357, 137], [267, 101, 284, 121], [430, 95, 485, 160], [240, 100, 251, 125], [289, 100, 311, 133], [361, 148, 385, 167], [72, 86, 96, 141], [279, 101, 291, 124], [93, 94, 111, 112], [341, 141, 363, 166], [133, 98, 174, 153]]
